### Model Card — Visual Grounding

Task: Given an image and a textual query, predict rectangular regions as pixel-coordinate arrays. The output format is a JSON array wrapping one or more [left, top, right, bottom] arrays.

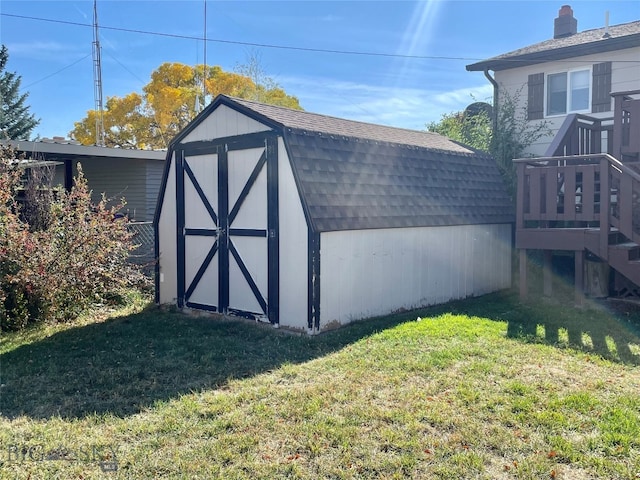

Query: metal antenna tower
[[92, 0, 105, 146], [201, 0, 208, 112]]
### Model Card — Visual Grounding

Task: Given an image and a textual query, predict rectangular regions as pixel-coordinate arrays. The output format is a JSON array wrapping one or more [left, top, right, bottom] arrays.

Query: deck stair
[[608, 242, 640, 287]]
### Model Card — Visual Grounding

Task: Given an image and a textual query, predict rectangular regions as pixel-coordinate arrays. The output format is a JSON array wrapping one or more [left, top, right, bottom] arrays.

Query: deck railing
[[515, 154, 640, 255], [544, 90, 640, 162], [612, 90, 640, 163], [544, 114, 613, 157]]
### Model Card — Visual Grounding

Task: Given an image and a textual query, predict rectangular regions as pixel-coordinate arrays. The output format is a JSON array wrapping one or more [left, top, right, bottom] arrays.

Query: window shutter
[[592, 62, 612, 113], [527, 73, 544, 120]]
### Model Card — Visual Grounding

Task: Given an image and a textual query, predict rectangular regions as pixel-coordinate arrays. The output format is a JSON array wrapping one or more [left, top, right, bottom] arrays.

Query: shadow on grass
[[2, 291, 639, 420], [434, 290, 640, 367], [0, 306, 414, 420]]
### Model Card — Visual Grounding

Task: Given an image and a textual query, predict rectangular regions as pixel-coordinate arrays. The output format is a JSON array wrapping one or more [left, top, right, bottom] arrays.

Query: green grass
[[1, 291, 639, 479]]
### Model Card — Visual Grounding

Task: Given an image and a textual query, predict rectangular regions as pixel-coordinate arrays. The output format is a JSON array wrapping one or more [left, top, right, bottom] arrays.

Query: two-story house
[[467, 5, 639, 158], [467, 6, 640, 302]]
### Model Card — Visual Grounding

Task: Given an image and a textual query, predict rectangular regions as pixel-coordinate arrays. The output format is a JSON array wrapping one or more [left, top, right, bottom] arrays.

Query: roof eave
[[3, 139, 166, 160], [466, 33, 640, 72]]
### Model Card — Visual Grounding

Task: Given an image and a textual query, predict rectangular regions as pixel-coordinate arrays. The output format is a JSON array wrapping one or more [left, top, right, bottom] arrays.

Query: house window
[[546, 69, 590, 116]]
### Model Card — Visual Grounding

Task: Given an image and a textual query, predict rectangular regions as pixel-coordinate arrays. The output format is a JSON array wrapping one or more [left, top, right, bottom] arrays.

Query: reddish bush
[[1, 146, 148, 330]]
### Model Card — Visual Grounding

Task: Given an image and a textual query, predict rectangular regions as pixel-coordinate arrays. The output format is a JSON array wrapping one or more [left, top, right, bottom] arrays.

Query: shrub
[[426, 89, 551, 202], [22, 161, 56, 231], [0, 146, 149, 330], [0, 147, 33, 329]]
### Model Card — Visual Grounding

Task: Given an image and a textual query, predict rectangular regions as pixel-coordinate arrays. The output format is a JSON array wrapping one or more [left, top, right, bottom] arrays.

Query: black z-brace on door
[[175, 132, 279, 324]]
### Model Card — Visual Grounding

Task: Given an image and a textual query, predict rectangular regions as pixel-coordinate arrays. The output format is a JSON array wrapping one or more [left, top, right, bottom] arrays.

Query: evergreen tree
[[0, 45, 39, 140]]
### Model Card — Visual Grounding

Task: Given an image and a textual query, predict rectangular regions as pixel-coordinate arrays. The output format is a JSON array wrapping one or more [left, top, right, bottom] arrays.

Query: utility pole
[[92, 0, 105, 146]]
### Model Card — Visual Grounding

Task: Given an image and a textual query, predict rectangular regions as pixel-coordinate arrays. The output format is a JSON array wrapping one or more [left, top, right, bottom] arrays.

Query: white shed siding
[[277, 138, 309, 331], [186, 104, 270, 141], [228, 147, 267, 230], [227, 146, 269, 315], [181, 152, 219, 307], [319, 224, 512, 329], [158, 154, 178, 304], [495, 47, 640, 156]]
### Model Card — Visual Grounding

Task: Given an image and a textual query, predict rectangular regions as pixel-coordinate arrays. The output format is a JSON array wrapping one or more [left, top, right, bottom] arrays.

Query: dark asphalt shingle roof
[[229, 97, 475, 154], [285, 131, 514, 232], [467, 20, 640, 71], [199, 95, 514, 232]]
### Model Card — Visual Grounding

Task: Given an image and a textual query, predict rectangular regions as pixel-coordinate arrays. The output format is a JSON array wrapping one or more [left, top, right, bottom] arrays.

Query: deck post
[[574, 249, 585, 306], [599, 157, 610, 260], [543, 250, 553, 297], [515, 162, 525, 231], [519, 249, 528, 300]]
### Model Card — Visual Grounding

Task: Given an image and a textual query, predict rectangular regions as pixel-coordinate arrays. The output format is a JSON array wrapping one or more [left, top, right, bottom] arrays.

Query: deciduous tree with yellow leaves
[[71, 62, 301, 149]]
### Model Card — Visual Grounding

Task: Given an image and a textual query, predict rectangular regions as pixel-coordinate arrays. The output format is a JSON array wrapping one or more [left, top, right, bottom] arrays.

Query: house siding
[[49, 158, 161, 222], [145, 161, 165, 222], [496, 46, 640, 156], [76, 158, 149, 221], [318, 223, 512, 330]]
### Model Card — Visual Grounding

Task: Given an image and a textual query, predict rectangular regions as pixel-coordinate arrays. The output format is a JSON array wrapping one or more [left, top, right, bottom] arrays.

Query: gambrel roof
[[173, 95, 514, 232], [467, 20, 640, 72]]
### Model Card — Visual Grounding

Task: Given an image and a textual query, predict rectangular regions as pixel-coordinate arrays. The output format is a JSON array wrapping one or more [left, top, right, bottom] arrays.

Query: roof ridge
[[495, 20, 639, 59], [285, 126, 484, 156], [467, 19, 640, 71], [572, 19, 640, 35], [224, 95, 444, 138]]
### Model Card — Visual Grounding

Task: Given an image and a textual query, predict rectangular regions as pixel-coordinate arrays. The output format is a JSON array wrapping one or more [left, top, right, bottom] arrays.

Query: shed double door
[[176, 132, 279, 323]]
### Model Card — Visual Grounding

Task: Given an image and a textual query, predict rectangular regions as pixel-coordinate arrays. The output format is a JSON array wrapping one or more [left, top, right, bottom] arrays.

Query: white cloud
[[5, 41, 88, 63], [280, 75, 494, 131]]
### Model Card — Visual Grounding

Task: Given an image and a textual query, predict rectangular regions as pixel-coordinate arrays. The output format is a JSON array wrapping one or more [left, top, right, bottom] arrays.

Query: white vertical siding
[[494, 47, 640, 157], [184, 154, 218, 230], [158, 154, 178, 304], [182, 152, 219, 308], [227, 147, 268, 315], [186, 105, 270, 141], [277, 138, 309, 331], [228, 148, 267, 230], [318, 224, 512, 330]]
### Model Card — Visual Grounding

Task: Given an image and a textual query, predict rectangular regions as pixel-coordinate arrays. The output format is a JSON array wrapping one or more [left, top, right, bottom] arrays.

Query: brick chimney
[[554, 5, 578, 38]]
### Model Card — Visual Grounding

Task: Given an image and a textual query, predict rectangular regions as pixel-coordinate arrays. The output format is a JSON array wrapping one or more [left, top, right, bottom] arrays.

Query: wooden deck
[[515, 90, 640, 301]]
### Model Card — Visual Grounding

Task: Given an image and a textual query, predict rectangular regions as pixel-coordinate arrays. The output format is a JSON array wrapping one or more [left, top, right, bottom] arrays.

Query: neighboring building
[[467, 5, 640, 157], [5, 138, 165, 222], [467, 5, 640, 301], [154, 95, 514, 333]]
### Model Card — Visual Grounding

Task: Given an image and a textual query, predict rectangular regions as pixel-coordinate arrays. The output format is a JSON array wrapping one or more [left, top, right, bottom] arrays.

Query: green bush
[[0, 145, 149, 330]]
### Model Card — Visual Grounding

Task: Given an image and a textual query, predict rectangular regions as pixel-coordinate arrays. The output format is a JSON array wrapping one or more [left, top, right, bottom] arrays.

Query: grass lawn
[[1, 291, 639, 479]]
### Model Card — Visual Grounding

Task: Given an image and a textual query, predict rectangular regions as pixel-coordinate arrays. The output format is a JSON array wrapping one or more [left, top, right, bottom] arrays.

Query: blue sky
[[1, 0, 638, 140]]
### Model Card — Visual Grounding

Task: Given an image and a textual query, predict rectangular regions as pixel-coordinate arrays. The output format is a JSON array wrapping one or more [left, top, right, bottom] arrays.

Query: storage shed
[[154, 95, 514, 333]]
